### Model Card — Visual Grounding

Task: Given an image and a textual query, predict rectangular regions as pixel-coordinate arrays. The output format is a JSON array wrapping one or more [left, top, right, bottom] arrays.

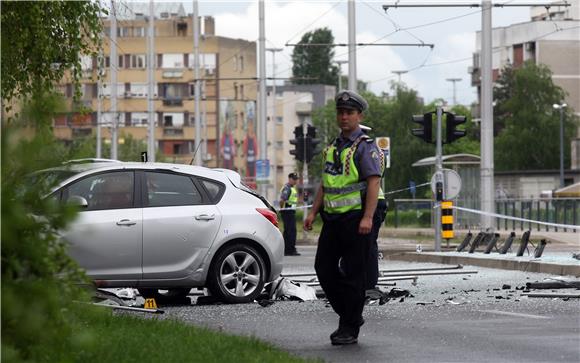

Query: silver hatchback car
[[39, 160, 284, 303]]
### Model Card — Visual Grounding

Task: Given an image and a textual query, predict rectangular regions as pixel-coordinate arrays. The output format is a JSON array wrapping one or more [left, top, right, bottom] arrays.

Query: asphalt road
[[161, 245, 580, 363]]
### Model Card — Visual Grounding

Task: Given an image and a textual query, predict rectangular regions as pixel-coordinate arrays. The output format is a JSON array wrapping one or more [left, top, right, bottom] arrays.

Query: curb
[[385, 252, 580, 277]]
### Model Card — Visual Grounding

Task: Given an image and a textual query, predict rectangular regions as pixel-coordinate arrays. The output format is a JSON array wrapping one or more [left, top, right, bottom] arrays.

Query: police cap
[[335, 90, 368, 113], [288, 172, 298, 180]]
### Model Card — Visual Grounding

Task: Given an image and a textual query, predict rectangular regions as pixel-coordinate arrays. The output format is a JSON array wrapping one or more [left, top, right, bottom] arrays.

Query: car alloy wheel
[[208, 243, 265, 304]]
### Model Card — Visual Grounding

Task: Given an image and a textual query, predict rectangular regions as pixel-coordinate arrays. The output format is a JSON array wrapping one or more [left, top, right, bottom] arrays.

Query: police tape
[[383, 182, 431, 196], [436, 204, 580, 231], [276, 182, 431, 211]]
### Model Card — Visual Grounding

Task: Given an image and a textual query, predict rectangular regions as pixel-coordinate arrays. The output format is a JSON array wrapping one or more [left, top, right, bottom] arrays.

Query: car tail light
[[256, 208, 278, 227]]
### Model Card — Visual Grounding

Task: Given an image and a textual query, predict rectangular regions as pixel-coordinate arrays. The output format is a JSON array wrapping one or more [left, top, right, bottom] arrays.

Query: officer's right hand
[[303, 214, 315, 231]]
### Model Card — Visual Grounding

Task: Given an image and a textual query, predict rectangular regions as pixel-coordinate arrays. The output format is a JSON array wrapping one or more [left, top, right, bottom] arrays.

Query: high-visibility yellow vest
[[322, 136, 368, 214], [280, 184, 298, 209]]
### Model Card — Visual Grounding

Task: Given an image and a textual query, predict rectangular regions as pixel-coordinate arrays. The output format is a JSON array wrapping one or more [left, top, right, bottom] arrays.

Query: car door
[[61, 170, 143, 281], [141, 171, 222, 280]]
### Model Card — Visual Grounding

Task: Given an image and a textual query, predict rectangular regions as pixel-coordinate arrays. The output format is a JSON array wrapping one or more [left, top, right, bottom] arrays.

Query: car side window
[[145, 172, 202, 207], [65, 171, 134, 211], [200, 178, 224, 203]]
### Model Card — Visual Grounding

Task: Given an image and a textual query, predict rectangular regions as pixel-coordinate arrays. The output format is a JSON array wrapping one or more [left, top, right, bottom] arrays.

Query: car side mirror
[[68, 195, 88, 208]]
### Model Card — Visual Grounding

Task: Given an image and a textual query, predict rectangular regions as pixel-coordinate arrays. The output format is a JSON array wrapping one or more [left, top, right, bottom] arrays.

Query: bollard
[[441, 201, 454, 239], [534, 239, 547, 258], [516, 230, 531, 257], [498, 231, 516, 254]]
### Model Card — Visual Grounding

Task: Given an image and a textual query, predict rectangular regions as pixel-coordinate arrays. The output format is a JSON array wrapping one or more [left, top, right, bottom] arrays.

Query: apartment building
[[470, 0, 580, 169], [56, 3, 258, 174]]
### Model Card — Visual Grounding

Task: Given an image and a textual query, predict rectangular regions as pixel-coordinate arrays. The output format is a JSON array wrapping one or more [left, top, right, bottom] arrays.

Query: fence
[[392, 198, 579, 232]]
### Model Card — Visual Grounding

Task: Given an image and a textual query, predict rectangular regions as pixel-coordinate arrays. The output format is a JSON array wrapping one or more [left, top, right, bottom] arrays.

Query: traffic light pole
[[434, 105, 443, 252]]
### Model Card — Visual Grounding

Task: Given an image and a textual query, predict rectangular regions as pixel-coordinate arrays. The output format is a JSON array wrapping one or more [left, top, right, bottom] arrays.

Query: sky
[[133, 1, 549, 105]]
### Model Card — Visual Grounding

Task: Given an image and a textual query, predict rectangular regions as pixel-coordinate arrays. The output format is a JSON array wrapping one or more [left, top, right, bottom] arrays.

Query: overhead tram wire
[[283, 1, 342, 45]]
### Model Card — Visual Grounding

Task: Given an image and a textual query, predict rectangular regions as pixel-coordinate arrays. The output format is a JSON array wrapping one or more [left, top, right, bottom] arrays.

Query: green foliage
[[291, 28, 339, 86], [493, 61, 579, 171], [1, 1, 105, 115], [1, 120, 92, 361]]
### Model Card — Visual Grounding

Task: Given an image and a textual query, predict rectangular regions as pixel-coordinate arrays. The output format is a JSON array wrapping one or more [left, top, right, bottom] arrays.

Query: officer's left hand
[[358, 216, 373, 235]]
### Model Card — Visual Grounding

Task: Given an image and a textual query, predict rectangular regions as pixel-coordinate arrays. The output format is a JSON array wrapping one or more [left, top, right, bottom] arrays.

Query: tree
[[493, 61, 578, 171], [1, 2, 107, 359], [291, 28, 339, 85], [1, 1, 105, 115]]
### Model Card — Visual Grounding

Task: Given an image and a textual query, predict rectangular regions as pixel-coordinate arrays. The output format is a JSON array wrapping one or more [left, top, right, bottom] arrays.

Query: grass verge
[[4, 304, 319, 363]]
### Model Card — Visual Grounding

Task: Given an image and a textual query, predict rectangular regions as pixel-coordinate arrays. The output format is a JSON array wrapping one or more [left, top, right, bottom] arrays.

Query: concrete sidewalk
[[297, 227, 580, 276]]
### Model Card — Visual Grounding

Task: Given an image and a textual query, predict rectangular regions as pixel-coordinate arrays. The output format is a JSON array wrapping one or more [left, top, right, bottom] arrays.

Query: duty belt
[[323, 181, 367, 195], [323, 196, 362, 209]]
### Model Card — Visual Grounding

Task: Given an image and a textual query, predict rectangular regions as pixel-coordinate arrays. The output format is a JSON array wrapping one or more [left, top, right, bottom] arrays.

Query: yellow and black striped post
[[441, 201, 454, 239]]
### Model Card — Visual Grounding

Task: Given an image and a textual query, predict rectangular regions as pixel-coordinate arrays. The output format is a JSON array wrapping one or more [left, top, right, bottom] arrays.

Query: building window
[[239, 55, 244, 72], [162, 113, 184, 127], [177, 22, 187, 36], [276, 116, 283, 124], [117, 27, 130, 37], [130, 112, 149, 127], [233, 55, 238, 72], [234, 82, 238, 100], [161, 53, 183, 69], [240, 84, 244, 99], [130, 54, 146, 69], [133, 27, 145, 37]]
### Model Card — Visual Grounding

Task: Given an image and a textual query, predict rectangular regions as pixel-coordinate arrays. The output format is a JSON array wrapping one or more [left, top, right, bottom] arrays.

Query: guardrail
[[392, 198, 579, 232]]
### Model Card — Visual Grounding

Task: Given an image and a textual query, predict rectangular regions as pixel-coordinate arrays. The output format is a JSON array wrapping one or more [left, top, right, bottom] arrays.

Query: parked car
[[35, 160, 284, 303]]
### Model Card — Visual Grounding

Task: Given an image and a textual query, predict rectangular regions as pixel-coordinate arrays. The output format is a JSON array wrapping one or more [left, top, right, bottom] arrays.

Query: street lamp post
[[446, 77, 462, 105], [553, 103, 567, 188], [392, 70, 408, 83]]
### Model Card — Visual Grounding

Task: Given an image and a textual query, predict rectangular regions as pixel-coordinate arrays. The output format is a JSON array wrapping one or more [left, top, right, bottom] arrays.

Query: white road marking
[[480, 310, 549, 320]]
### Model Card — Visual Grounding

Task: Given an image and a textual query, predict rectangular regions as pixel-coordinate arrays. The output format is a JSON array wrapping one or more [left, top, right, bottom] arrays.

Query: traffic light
[[289, 126, 305, 162], [411, 112, 433, 143], [445, 112, 466, 144], [305, 125, 321, 163]]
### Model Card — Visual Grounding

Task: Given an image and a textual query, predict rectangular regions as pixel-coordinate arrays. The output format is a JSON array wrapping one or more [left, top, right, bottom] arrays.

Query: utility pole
[[258, 0, 267, 197], [347, 0, 357, 90], [147, 0, 155, 162], [267, 47, 283, 194], [336, 60, 348, 90], [434, 105, 444, 252], [110, 0, 118, 160], [193, 0, 202, 166], [446, 77, 462, 105], [553, 102, 567, 188], [480, 0, 494, 229], [96, 49, 103, 158]]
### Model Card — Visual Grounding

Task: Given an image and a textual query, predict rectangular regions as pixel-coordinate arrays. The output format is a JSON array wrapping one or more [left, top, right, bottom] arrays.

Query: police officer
[[304, 90, 382, 345], [279, 172, 300, 256]]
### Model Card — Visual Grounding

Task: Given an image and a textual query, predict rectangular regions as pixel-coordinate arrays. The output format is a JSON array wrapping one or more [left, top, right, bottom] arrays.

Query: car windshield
[[27, 169, 80, 191]]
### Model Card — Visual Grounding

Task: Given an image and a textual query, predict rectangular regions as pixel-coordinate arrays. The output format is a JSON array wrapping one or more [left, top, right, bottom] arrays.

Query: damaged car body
[[37, 160, 284, 304]]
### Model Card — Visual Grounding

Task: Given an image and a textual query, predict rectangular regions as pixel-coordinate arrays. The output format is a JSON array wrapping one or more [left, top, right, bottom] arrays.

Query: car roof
[[45, 161, 241, 190]]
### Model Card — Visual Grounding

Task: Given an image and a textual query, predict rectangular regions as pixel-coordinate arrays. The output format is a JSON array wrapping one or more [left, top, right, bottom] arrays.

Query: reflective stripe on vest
[[322, 136, 367, 213]]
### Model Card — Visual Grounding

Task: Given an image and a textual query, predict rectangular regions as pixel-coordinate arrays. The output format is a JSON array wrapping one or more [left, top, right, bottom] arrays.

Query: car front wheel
[[207, 243, 266, 304]]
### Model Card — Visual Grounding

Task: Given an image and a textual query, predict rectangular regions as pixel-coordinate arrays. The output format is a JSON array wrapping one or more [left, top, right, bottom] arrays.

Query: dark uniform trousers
[[281, 209, 297, 254], [315, 211, 372, 334], [367, 199, 387, 289]]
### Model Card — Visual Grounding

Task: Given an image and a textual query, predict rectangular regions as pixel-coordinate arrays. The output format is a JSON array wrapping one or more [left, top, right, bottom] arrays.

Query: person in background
[[279, 172, 300, 256]]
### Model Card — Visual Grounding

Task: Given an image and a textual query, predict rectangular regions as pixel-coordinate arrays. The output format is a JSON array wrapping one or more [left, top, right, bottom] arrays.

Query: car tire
[[207, 243, 266, 304], [138, 288, 191, 300]]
